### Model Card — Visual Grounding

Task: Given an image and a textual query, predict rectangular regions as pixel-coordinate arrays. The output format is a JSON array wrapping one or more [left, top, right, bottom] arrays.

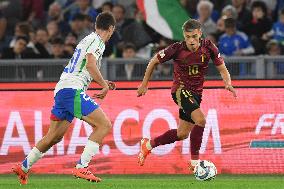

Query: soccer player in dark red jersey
[[137, 19, 237, 172]]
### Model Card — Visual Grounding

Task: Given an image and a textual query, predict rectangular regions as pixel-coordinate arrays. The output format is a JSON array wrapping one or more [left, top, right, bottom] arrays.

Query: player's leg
[[72, 108, 111, 182], [144, 88, 205, 169], [36, 120, 71, 153], [21, 89, 73, 173], [177, 118, 195, 140], [177, 117, 202, 172], [12, 119, 70, 185], [71, 90, 110, 182], [138, 125, 181, 166], [149, 116, 194, 148], [138, 90, 180, 165], [76, 108, 111, 169], [12, 89, 73, 185], [138, 88, 205, 169], [138, 88, 197, 166], [181, 108, 206, 172], [190, 108, 206, 161], [171, 98, 205, 171], [138, 116, 194, 166], [177, 90, 205, 170]]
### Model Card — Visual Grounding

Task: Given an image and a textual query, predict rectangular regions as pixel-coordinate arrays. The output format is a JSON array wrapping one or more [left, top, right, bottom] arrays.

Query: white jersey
[[54, 32, 105, 95]]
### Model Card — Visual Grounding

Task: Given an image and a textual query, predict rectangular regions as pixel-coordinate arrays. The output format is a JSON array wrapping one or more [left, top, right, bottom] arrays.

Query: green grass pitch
[[0, 174, 283, 189]]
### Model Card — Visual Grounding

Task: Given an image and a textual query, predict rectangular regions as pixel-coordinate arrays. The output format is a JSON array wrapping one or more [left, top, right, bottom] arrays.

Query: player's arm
[[209, 40, 237, 98], [86, 53, 109, 99], [137, 42, 177, 97], [216, 63, 237, 98], [137, 54, 160, 97]]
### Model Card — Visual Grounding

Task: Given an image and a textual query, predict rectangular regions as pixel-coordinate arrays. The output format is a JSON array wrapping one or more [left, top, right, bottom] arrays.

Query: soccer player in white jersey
[[12, 12, 116, 184]]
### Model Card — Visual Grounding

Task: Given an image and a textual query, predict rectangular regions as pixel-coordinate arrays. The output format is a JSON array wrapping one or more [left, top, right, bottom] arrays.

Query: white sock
[[146, 140, 153, 150], [22, 147, 44, 173], [76, 140, 100, 169]]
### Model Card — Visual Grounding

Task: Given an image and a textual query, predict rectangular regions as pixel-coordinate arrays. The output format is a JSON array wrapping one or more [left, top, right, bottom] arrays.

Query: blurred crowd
[[0, 0, 155, 60], [0, 0, 284, 79]]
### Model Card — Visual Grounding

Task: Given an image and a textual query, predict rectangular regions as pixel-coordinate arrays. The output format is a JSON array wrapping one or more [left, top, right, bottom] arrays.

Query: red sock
[[150, 129, 180, 148], [190, 125, 205, 160]]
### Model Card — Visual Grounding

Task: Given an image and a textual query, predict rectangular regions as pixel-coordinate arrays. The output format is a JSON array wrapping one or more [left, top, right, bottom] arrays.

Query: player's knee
[[195, 117, 206, 127], [98, 118, 112, 134]]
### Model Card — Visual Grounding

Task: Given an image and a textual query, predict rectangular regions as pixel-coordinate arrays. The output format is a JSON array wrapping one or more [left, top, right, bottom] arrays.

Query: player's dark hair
[[224, 18, 236, 28], [182, 19, 201, 32], [95, 12, 116, 31]]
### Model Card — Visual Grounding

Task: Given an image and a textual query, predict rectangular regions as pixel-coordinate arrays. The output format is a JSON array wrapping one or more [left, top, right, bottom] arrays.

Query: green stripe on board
[[250, 140, 284, 148], [74, 90, 82, 118], [79, 58, 86, 73], [156, 0, 189, 40]]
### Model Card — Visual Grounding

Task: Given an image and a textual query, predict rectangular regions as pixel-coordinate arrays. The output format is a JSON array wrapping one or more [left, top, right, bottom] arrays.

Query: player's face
[[106, 25, 115, 42], [183, 29, 202, 51]]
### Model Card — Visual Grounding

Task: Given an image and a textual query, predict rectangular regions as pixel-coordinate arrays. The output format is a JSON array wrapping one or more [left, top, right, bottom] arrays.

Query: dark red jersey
[[157, 39, 224, 95]]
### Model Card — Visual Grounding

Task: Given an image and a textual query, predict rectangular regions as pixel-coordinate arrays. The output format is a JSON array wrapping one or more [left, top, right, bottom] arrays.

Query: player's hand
[[225, 84, 237, 98], [106, 80, 116, 90], [93, 86, 109, 99], [137, 84, 148, 97]]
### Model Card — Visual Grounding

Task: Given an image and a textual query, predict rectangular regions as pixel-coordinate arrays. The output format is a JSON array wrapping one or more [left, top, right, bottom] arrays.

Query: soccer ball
[[194, 160, 217, 181]]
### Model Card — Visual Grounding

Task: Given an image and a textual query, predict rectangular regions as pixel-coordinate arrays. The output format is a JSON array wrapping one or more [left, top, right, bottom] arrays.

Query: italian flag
[[137, 0, 190, 40]]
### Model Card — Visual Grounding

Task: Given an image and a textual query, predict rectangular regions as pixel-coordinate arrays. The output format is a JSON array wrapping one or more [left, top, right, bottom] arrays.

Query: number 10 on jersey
[[189, 65, 199, 75], [64, 48, 81, 73]]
